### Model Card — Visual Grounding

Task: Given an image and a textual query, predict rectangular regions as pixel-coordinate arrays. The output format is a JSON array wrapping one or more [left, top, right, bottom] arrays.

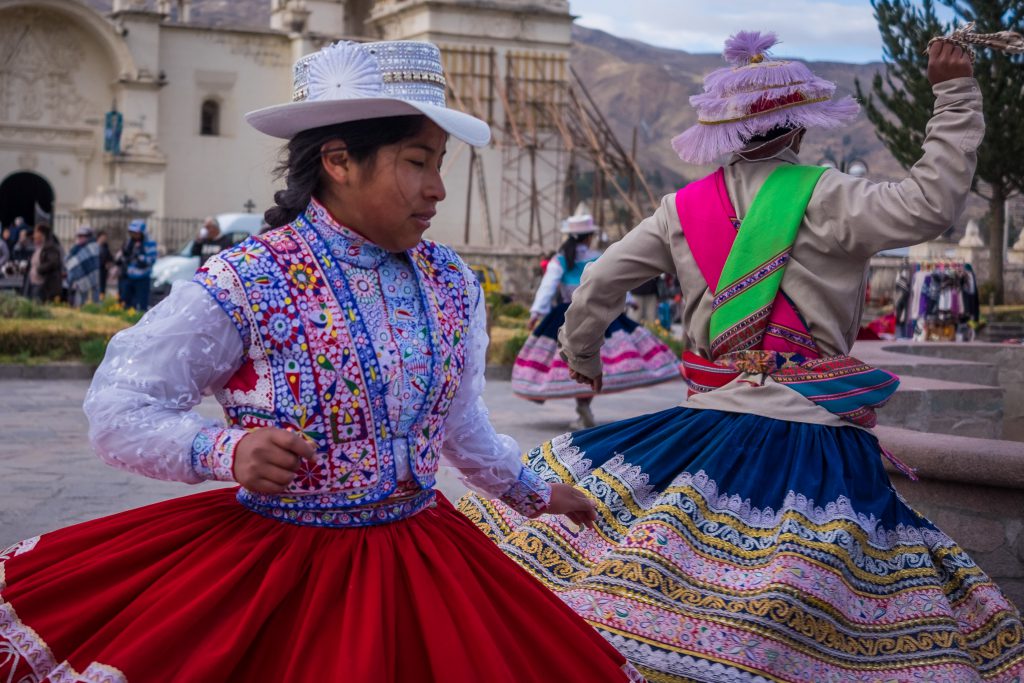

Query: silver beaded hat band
[[246, 41, 490, 146]]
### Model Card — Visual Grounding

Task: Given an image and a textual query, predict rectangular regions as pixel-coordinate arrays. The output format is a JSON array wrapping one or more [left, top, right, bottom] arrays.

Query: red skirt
[[0, 488, 639, 682]]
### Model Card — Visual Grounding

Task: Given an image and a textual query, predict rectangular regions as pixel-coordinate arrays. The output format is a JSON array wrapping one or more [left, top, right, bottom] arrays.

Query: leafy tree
[[855, 0, 1024, 302]]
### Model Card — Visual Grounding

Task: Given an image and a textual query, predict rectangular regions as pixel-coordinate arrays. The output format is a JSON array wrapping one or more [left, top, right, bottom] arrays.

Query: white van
[[151, 213, 264, 301]]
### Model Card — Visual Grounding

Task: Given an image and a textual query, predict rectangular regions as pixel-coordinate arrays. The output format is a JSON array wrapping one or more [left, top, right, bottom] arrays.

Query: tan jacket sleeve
[[808, 77, 984, 259], [557, 196, 678, 379]]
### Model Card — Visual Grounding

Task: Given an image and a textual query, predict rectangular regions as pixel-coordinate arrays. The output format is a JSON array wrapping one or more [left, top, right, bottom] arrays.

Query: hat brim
[[245, 98, 491, 147]]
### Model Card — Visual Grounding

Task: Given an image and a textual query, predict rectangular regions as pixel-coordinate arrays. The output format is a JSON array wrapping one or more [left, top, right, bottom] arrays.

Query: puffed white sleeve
[[83, 280, 249, 484], [441, 272, 552, 517]]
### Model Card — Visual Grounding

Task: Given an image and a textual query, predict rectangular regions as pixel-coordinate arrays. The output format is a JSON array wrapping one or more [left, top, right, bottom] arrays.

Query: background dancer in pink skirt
[[513, 214, 681, 429]]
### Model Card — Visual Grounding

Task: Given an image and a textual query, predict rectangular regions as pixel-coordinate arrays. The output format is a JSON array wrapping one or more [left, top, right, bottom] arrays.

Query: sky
[[570, 0, 956, 64]]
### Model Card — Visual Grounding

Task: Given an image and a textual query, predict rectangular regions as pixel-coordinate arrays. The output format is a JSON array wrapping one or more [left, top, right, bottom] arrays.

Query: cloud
[[573, 0, 886, 63]]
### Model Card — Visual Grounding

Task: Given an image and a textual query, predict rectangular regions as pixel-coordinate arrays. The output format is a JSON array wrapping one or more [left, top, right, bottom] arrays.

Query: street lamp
[[820, 156, 869, 178], [817, 135, 869, 178]]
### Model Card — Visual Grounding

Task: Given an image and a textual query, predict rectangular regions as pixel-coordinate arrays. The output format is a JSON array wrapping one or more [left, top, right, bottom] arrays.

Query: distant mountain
[[569, 25, 902, 191]]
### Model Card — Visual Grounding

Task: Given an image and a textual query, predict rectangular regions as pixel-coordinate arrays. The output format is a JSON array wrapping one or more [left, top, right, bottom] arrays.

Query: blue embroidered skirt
[[458, 407, 1024, 682]]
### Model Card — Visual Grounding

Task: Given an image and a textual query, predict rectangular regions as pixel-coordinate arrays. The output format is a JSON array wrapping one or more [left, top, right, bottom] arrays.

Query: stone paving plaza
[[0, 376, 684, 549]]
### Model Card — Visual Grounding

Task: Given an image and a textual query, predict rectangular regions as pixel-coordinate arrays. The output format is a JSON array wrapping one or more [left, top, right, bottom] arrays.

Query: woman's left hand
[[542, 482, 597, 529]]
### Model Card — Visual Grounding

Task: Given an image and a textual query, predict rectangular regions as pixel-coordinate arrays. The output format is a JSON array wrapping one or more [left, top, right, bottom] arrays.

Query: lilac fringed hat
[[671, 31, 859, 165]]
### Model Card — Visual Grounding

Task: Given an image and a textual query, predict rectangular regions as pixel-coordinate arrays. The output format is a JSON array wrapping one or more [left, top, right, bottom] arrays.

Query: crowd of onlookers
[[0, 213, 263, 313], [0, 215, 155, 310]]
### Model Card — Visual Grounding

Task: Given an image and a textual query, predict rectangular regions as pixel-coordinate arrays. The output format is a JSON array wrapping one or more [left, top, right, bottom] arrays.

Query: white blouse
[[83, 278, 528, 501]]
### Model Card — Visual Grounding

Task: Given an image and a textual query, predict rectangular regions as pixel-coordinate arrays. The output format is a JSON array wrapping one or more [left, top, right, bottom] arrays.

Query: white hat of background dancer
[[560, 215, 597, 235], [245, 41, 491, 147]]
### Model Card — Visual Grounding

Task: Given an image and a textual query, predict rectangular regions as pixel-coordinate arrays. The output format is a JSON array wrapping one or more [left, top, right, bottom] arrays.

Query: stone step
[[877, 375, 1004, 439], [980, 322, 1024, 342], [852, 340, 1000, 387]]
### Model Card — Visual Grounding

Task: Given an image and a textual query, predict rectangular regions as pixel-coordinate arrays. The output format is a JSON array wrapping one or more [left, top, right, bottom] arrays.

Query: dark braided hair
[[559, 232, 595, 271], [559, 235, 580, 271], [264, 115, 427, 228]]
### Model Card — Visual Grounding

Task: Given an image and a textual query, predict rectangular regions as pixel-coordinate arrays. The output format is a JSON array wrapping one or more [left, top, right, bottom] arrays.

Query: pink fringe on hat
[[671, 31, 859, 165]]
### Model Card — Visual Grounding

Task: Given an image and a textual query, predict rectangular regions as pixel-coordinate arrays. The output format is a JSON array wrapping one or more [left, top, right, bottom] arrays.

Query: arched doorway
[[0, 172, 54, 228]]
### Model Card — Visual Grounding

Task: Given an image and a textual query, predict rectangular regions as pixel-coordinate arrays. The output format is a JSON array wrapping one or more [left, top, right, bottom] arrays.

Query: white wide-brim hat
[[246, 41, 490, 147], [560, 214, 597, 235]]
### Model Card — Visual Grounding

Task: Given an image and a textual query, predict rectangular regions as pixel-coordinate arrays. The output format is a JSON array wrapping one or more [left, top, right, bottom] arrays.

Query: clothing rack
[[893, 259, 979, 341]]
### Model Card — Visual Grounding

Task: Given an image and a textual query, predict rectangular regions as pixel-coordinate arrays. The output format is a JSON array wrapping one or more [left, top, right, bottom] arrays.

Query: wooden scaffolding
[[442, 46, 657, 249]]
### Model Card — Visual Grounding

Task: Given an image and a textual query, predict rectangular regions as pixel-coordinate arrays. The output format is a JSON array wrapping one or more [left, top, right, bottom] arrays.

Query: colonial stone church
[[0, 0, 573, 250]]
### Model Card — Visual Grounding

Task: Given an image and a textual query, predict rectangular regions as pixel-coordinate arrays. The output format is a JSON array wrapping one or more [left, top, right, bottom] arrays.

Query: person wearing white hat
[[512, 212, 680, 429], [0, 40, 641, 683]]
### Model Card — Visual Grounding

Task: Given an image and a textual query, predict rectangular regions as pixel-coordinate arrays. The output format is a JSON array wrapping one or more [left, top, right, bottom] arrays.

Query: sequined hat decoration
[[671, 31, 859, 164], [246, 41, 490, 147]]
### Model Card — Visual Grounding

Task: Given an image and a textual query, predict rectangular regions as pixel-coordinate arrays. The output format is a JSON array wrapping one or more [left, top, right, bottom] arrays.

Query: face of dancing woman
[[320, 121, 448, 252]]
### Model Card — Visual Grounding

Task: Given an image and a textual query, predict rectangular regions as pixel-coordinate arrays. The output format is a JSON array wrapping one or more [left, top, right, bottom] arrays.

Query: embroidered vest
[[555, 250, 600, 303], [195, 210, 471, 515]]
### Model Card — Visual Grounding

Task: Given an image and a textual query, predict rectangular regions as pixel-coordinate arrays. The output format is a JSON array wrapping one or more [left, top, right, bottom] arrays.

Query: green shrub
[[500, 302, 529, 319], [644, 322, 686, 357], [485, 292, 528, 320], [80, 337, 109, 366], [81, 298, 144, 324], [0, 293, 53, 320], [493, 330, 529, 366], [0, 325, 96, 358], [0, 307, 128, 361]]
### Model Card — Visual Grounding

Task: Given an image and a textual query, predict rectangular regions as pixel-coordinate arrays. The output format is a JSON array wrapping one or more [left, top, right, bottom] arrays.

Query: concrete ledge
[[0, 363, 95, 381], [877, 425, 1024, 489]]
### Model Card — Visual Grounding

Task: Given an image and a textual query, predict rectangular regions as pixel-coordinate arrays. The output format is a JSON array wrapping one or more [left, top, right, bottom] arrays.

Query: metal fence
[[51, 214, 203, 255]]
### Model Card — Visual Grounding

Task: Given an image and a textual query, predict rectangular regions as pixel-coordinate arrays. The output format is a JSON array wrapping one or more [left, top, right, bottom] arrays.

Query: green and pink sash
[[675, 166, 901, 434]]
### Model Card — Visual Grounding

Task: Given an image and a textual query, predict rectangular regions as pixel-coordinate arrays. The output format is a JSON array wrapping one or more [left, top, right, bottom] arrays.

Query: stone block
[[892, 479, 1024, 519], [924, 508, 1006, 554], [972, 546, 1024, 580], [995, 579, 1024, 612]]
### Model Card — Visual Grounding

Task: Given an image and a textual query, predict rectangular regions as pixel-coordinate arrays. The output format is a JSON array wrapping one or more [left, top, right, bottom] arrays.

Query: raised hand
[[927, 39, 974, 86]]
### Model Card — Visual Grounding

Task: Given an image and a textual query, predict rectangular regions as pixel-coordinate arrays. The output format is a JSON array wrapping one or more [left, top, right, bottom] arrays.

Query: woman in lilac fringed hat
[[671, 30, 859, 165], [460, 31, 1024, 682]]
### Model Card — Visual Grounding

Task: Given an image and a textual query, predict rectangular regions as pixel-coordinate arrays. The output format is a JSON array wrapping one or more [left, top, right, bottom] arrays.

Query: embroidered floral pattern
[[499, 466, 552, 517], [190, 427, 246, 482]]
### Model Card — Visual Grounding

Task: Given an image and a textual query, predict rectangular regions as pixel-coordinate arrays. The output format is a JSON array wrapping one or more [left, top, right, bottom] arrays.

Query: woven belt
[[237, 484, 436, 529]]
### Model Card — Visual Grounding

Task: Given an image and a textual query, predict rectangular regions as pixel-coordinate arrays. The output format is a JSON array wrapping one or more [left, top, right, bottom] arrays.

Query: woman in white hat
[[0, 41, 641, 683], [512, 213, 681, 428]]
